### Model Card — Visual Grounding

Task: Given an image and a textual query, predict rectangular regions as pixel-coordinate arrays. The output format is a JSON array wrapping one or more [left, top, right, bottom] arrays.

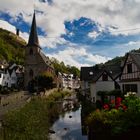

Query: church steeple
[[27, 11, 39, 46]]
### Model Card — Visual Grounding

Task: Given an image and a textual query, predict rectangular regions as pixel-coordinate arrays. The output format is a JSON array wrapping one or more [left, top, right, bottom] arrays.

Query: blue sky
[[0, 0, 140, 68]]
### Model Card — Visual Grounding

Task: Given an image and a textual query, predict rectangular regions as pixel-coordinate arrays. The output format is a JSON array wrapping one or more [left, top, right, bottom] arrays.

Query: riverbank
[[0, 89, 72, 140]]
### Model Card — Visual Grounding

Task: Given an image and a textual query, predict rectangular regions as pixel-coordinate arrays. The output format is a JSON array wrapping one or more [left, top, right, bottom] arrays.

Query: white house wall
[[90, 75, 115, 102], [90, 83, 96, 101], [0, 73, 4, 86], [10, 70, 17, 85], [2, 72, 11, 87], [96, 81, 115, 100]]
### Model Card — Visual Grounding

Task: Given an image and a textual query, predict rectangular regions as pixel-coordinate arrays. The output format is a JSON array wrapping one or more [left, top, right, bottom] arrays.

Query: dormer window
[[29, 48, 33, 55], [89, 71, 93, 75], [102, 73, 108, 81], [127, 63, 132, 73]]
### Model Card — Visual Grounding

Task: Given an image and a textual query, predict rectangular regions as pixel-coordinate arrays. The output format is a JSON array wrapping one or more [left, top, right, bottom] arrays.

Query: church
[[24, 12, 55, 89]]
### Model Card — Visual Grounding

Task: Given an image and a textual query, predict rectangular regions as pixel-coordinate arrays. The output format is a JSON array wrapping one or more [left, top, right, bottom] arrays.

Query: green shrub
[[87, 96, 140, 135]]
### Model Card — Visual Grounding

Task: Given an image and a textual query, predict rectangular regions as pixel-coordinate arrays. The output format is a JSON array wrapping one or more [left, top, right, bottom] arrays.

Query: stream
[[49, 95, 87, 140]]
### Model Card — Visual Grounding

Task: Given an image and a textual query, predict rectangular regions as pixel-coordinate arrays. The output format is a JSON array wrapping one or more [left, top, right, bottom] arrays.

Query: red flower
[[111, 99, 115, 104], [115, 97, 122, 106], [122, 105, 127, 111], [103, 104, 109, 110]]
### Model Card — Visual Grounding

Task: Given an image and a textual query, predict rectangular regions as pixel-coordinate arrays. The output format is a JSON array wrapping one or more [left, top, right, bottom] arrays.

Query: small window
[[123, 84, 137, 93], [29, 48, 33, 55], [29, 69, 34, 77], [102, 73, 108, 81], [127, 63, 132, 73]]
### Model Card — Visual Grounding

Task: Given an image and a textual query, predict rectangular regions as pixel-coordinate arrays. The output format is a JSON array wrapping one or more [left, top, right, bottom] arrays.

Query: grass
[[0, 90, 72, 140]]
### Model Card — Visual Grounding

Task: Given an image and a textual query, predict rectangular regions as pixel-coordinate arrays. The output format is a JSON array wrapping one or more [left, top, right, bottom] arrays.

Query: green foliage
[[1, 90, 71, 140], [86, 96, 140, 135], [97, 91, 108, 96], [108, 89, 123, 97], [36, 72, 54, 90], [0, 28, 25, 64], [51, 57, 80, 77]]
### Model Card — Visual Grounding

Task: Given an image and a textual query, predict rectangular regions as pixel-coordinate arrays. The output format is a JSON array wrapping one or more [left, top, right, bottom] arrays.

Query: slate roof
[[105, 65, 122, 80], [80, 64, 122, 82], [80, 66, 103, 81], [27, 12, 39, 47], [40, 51, 54, 69], [129, 52, 140, 69]]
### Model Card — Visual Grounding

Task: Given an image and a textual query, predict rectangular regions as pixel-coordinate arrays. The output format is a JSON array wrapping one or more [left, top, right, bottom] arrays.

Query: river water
[[49, 96, 87, 140]]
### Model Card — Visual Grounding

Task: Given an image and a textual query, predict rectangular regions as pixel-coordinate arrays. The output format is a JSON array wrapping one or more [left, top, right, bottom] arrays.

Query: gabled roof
[[94, 69, 115, 82], [121, 52, 140, 72], [80, 66, 106, 81], [80, 66, 94, 81], [105, 65, 122, 80], [130, 52, 140, 69], [40, 51, 54, 69], [27, 12, 39, 47], [80, 64, 122, 82]]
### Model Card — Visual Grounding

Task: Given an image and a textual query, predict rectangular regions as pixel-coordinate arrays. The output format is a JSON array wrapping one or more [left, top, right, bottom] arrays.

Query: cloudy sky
[[0, 0, 140, 68]]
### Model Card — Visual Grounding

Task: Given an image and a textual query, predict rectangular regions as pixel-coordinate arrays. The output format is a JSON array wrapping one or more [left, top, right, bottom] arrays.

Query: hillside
[[0, 28, 80, 76], [0, 28, 26, 64]]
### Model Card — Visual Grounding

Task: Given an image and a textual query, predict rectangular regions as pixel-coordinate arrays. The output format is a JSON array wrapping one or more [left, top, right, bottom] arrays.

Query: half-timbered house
[[120, 52, 140, 96]]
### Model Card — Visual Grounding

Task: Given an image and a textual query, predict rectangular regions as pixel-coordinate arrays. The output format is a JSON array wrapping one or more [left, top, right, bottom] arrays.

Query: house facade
[[120, 52, 140, 96], [0, 64, 24, 88], [90, 70, 118, 102], [58, 73, 80, 89], [80, 65, 121, 102]]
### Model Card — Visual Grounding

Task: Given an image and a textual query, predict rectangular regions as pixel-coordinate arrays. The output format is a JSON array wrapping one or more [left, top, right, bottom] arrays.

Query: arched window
[[29, 48, 33, 55], [29, 69, 34, 77]]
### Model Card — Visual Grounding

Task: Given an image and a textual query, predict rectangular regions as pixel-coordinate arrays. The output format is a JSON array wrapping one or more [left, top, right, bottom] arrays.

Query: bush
[[87, 95, 140, 135], [109, 89, 123, 97]]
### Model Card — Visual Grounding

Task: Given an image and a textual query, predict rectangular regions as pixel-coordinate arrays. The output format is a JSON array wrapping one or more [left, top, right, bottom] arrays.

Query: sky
[[0, 0, 140, 69]]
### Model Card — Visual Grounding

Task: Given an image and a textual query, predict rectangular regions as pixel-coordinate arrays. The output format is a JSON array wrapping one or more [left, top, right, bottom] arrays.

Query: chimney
[[16, 28, 19, 36]]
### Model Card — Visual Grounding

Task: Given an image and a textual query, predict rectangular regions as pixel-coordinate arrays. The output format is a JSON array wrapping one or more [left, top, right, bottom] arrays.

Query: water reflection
[[49, 95, 87, 140]]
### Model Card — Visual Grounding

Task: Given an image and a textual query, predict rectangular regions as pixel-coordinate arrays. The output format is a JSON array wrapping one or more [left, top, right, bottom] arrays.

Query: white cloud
[[0, 20, 16, 33], [1, 0, 140, 68], [88, 31, 99, 39], [1, 0, 140, 39], [46, 46, 111, 68]]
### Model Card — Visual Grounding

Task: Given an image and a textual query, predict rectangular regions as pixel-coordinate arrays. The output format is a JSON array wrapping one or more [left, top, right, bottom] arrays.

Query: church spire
[[27, 11, 39, 46]]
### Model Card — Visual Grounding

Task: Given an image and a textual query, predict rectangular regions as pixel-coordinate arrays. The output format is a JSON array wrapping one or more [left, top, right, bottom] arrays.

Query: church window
[[29, 48, 33, 55], [29, 69, 34, 77]]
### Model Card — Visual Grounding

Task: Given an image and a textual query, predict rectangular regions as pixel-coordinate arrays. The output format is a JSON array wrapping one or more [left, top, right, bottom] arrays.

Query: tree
[[36, 72, 54, 90]]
